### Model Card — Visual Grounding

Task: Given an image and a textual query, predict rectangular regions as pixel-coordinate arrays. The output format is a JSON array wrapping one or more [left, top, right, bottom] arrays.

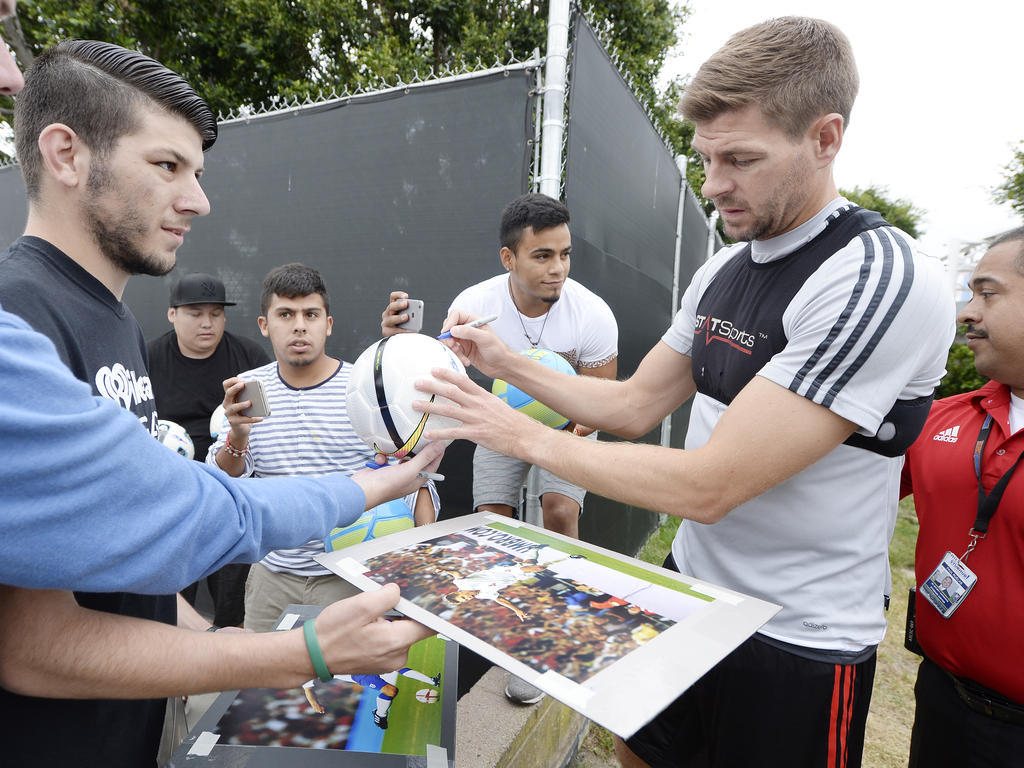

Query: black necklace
[[509, 283, 549, 349]]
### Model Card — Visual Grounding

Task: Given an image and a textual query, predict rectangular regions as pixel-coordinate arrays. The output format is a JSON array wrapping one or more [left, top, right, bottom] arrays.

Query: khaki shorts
[[243, 562, 359, 632]]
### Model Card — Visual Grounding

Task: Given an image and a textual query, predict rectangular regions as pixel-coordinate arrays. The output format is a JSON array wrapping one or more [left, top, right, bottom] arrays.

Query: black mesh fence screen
[[0, 166, 27, 244], [682, 185, 712, 275], [0, 71, 536, 353], [564, 16, 709, 553], [128, 70, 535, 356]]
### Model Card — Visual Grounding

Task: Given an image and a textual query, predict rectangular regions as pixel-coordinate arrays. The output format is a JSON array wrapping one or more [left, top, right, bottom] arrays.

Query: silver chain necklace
[[509, 283, 549, 348]]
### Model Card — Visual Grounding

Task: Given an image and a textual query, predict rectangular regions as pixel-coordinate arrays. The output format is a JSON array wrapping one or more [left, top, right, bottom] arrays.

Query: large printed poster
[[317, 513, 779, 739], [168, 605, 457, 767]]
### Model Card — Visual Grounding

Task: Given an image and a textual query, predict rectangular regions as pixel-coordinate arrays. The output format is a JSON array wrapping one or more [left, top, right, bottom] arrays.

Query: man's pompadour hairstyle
[[679, 16, 859, 139], [14, 39, 217, 199]]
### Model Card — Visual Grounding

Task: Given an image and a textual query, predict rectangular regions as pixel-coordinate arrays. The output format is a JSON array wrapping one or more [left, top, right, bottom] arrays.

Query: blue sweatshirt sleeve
[[0, 307, 365, 594]]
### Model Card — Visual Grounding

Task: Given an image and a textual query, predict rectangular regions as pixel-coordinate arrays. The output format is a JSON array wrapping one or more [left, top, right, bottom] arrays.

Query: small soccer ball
[[209, 403, 230, 438], [157, 419, 195, 459], [415, 688, 440, 704], [325, 499, 416, 551], [346, 334, 465, 457], [491, 348, 576, 429]]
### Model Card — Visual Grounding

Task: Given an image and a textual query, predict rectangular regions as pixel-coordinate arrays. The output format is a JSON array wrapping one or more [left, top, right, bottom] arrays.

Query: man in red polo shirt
[[902, 226, 1024, 767]]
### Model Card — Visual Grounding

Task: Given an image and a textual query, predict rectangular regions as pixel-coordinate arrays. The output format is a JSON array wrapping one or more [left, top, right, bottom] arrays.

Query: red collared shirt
[[902, 380, 1024, 703]]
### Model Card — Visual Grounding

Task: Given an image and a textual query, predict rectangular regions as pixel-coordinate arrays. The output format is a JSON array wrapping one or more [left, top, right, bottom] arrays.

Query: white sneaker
[[504, 672, 545, 705]]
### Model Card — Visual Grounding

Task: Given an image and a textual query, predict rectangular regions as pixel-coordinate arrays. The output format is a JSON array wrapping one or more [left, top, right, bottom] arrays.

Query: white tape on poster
[[187, 731, 220, 756], [426, 743, 449, 767]]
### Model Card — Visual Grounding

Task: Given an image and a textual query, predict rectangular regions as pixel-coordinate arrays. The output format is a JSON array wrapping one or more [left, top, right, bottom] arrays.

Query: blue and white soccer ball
[[157, 419, 195, 460], [346, 333, 465, 457], [209, 403, 230, 439], [325, 499, 415, 551], [491, 348, 576, 429]]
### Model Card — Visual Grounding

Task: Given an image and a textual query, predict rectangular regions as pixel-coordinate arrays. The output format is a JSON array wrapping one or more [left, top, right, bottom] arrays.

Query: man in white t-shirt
[[383, 193, 618, 540], [416, 18, 955, 768]]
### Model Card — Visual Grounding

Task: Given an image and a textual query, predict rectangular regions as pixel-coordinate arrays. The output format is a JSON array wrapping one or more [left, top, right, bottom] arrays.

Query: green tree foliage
[[994, 142, 1024, 220], [936, 341, 988, 399], [840, 184, 924, 238], [2, 1, 689, 152]]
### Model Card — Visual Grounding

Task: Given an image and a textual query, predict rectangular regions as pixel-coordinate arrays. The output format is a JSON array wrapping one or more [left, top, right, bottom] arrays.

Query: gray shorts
[[472, 438, 591, 511]]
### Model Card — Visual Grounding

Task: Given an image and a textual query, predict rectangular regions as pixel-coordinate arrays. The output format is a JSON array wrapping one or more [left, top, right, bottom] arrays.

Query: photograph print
[[317, 513, 779, 738]]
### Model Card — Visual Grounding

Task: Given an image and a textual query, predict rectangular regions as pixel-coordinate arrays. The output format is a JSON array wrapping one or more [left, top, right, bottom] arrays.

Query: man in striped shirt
[[210, 263, 438, 631], [420, 17, 955, 768]]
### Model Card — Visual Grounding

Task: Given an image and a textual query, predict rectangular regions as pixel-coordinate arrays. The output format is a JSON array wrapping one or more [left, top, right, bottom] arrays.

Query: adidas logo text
[[932, 425, 960, 443]]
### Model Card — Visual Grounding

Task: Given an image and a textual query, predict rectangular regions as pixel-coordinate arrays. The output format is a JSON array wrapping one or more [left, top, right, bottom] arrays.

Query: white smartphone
[[238, 379, 271, 418], [397, 298, 424, 332]]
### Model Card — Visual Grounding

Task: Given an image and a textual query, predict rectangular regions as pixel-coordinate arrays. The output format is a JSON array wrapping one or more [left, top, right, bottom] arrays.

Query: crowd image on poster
[[317, 513, 779, 738], [216, 639, 443, 752], [358, 527, 697, 684]]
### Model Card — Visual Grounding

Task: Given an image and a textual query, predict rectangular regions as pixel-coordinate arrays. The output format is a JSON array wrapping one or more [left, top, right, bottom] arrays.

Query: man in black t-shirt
[[0, 39, 219, 767], [148, 273, 269, 465], [0, 34, 441, 768], [148, 272, 270, 627]]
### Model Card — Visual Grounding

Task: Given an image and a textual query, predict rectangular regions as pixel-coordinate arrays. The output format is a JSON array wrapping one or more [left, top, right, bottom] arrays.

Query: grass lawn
[[587, 502, 922, 768], [863, 496, 920, 768]]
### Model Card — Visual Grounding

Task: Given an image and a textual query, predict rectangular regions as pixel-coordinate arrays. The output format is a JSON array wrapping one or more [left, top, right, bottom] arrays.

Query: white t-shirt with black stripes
[[661, 198, 954, 654]]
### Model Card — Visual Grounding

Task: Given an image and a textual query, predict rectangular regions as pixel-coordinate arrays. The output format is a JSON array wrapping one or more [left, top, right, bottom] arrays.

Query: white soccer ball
[[415, 688, 439, 704], [209, 403, 230, 438], [157, 419, 195, 460], [346, 334, 464, 457]]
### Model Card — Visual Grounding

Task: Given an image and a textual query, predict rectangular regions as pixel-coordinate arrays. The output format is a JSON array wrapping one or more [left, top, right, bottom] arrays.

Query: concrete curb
[[456, 666, 588, 767]]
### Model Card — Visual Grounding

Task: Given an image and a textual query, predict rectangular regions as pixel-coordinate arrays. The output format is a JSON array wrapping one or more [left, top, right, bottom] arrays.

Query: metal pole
[[660, 155, 688, 450], [670, 155, 688, 325], [706, 210, 720, 262], [538, 0, 570, 198], [531, 48, 543, 193], [523, 0, 571, 525]]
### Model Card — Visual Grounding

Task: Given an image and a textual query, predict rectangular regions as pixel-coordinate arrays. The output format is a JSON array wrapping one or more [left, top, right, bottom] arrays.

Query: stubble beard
[[84, 161, 174, 277], [718, 191, 795, 243], [718, 154, 812, 242], [281, 346, 317, 368]]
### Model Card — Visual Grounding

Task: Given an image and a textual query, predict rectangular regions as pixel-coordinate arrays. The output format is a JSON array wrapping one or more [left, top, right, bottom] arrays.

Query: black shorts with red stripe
[[624, 557, 876, 768]]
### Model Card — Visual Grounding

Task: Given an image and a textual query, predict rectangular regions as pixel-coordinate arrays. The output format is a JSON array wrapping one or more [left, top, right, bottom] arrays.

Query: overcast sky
[[660, 0, 1023, 278]]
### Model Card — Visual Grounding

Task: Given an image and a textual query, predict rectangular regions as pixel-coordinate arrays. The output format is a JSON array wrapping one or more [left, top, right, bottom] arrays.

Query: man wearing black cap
[[149, 272, 269, 463], [148, 272, 270, 627]]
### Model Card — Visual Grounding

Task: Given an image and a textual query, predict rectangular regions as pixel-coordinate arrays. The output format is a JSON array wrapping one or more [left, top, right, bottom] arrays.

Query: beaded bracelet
[[223, 433, 248, 459]]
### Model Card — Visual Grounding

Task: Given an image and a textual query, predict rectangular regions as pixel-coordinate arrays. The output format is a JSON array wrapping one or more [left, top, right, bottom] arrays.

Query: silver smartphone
[[238, 379, 271, 418], [397, 298, 424, 332]]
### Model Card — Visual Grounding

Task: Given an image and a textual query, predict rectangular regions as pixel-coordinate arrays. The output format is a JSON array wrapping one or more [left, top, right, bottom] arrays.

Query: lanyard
[[964, 414, 1024, 561]]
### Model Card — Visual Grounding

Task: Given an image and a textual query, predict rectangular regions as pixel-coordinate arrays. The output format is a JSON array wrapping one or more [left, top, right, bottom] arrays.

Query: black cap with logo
[[169, 273, 236, 307]]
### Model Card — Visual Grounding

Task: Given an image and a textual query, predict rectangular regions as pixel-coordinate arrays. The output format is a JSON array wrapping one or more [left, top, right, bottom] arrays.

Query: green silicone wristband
[[303, 619, 333, 682]]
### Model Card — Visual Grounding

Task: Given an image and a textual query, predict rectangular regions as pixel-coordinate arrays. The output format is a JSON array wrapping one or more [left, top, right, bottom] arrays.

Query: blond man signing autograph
[[414, 17, 953, 768]]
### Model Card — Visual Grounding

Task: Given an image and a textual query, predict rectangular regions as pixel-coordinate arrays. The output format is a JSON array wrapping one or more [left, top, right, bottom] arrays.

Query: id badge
[[920, 551, 977, 619]]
